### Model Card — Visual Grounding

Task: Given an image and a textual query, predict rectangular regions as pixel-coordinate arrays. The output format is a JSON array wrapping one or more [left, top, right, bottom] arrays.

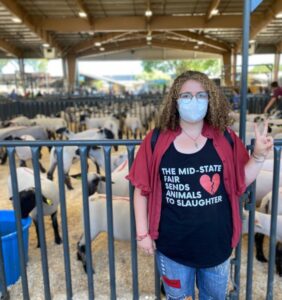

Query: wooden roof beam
[[78, 37, 224, 58], [74, 0, 93, 25], [170, 30, 230, 51], [78, 39, 147, 58], [206, 0, 221, 21], [236, 0, 282, 51], [0, 0, 62, 53], [32, 15, 249, 32], [0, 38, 22, 57], [152, 39, 224, 55], [70, 32, 131, 53]]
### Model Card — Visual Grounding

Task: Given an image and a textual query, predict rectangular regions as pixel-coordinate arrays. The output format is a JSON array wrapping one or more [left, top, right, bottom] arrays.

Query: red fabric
[[273, 87, 282, 98], [162, 275, 181, 288], [126, 123, 249, 248]]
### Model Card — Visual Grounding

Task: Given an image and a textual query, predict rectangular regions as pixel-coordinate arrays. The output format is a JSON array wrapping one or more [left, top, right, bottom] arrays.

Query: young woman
[[127, 71, 273, 299]]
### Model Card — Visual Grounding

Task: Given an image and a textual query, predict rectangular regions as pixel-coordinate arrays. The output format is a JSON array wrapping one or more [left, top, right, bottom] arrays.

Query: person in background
[[263, 81, 282, 114], [127, 70, 273, 299]]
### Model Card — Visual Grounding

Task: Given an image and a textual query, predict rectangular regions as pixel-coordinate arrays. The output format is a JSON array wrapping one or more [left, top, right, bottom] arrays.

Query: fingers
[[263, 121, 268, 136]]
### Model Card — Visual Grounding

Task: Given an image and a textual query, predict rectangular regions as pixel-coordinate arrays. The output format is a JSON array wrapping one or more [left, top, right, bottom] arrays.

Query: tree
[[25, 59, 48, 73], [142, 59, 221, 78], [0, 59, 9, 74]]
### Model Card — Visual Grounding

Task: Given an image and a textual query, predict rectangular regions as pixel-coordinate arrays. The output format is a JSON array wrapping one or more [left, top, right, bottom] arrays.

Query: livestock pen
[[0, 139, 282, 300]]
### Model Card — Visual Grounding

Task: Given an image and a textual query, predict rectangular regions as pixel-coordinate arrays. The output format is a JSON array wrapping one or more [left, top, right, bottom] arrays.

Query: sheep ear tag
[[199, 174, 220, 195], [46, 199, 53, 206]]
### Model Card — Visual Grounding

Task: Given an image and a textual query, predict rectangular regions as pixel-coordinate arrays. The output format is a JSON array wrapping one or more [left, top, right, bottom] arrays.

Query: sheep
[[47, 128, 115, 189], [243, 208, 282, 276], [7, 167, 61, 247], [4, 116, 33, 127], [84, 159, 129, 197], [77, 194, 131, 272], [0, 125, 49, 165], [124, 116, 143, 139], [254, 189, 282, 272], [31, 117, 67, 139], [5, 135, 46, 172]]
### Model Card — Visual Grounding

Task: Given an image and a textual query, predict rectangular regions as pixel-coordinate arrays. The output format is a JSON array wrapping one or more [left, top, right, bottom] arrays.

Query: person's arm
[[263, 96, 276, 114], [134, 187, 155, 255], [244, 122, 273, 186]]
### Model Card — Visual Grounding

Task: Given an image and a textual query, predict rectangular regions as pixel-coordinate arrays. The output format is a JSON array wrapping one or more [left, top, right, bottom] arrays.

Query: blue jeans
[[156, 251, 230, 300]]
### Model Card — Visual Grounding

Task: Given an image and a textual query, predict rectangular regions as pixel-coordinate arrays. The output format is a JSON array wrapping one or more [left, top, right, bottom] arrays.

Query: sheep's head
[[87, 173, 106, 196]]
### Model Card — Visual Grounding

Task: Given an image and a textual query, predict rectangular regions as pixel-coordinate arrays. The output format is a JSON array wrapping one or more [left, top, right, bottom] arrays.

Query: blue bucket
[[0, 210, 32, 290]]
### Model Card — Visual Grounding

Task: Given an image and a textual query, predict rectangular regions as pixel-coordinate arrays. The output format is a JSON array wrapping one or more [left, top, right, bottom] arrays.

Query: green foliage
[[0, 59, 9, 73], [141, 59, 221, 78], [251, 65, 272, 74], [25, 59, 48, 72]]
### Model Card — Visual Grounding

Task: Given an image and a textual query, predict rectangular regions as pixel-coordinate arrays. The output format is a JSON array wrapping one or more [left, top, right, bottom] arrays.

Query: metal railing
[[0, 139, 281, 300]]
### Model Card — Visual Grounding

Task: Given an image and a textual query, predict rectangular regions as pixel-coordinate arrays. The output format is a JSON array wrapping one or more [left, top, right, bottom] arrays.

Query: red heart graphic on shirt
[[199, 174, 220, 195]]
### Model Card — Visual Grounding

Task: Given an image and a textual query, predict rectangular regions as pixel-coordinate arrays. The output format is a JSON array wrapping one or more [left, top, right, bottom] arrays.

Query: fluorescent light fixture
[[95, 42, 101, 47], [11, 17, 22, 23], [194, 45, 199, 49], [249, 40, 256, 44], [197, 41, 204, 45], [211, 9, 219, 15], [275, 13, 282, 18], [100, 47, 105, 51], [78, 11, 87, 18], [145, 10, 153, 17], [43, 43, 50, 48], [146, 35, 152, 41]]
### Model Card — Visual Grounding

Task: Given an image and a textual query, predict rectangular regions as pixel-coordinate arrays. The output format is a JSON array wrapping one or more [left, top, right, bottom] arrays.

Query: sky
[[0, 54, 279, 76]]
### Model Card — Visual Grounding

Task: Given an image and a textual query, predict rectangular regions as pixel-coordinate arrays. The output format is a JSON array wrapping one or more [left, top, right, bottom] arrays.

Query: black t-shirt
[[156, 139, 233, 268]]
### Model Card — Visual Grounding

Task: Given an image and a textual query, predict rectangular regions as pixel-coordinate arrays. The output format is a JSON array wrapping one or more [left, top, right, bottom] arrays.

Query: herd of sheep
[[1, 101, 282, 298]]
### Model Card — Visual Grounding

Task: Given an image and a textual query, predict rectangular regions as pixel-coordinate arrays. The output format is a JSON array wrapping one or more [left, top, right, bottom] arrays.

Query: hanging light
[[95, 42, 102, 47], [78, 11, 87, 18], [146, 34, 152, 42], [145, 9, 153, 17], [100, 47, 105, 51]]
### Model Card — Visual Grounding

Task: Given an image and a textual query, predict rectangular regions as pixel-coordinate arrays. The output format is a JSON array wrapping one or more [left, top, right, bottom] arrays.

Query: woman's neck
[[180, 119, 204, 134]]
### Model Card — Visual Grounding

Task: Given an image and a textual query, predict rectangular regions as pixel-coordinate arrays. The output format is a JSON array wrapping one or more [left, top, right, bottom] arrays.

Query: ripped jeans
[[156, 251, 230, 300]]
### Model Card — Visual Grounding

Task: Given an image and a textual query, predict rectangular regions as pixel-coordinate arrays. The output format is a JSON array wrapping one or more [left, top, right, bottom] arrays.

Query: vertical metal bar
[[56, 146, 73, 299], [79, 146, 94, 299], [0, 208, 10, 300], [245, 183, 256, 300], [239, 0, 251, 143], [266, 146, 281, 300], [7, 147, 30, 300], [31, 147, 51, 300], [103, 146, 117, 300], [229, 196, 244, 300], [127, 145, 139, 300]]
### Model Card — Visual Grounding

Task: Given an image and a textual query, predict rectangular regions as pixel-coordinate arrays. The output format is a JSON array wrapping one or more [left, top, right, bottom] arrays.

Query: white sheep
[[47, 128, 115, 189], [77, 194, 130, 272], [86, 159, 129, 197], [124, 116, 143, 139], [8, 167, 61, 247]]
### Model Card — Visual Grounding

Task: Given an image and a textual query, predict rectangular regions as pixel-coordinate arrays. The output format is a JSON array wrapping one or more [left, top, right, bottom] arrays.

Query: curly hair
[[157, 70, 231, 132]]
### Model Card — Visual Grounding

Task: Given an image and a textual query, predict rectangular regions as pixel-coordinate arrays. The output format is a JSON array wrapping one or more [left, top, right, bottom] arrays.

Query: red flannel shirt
[[126, 122, 249, 248]]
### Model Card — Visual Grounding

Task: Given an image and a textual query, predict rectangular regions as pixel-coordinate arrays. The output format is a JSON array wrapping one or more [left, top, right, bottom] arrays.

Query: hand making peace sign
[[253, 121, 273, 158]]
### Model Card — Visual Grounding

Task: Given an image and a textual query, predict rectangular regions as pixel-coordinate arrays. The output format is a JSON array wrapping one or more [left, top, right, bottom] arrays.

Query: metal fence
[[0, 93, 271, 123], [0, 96, 163, 122], [0, 139, 281, 300]]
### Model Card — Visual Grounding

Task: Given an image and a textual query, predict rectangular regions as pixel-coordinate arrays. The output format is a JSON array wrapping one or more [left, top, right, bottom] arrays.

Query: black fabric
[[156, 139, 233, 268], [151, 127, 161, 153], [151, 128, 233, 153]]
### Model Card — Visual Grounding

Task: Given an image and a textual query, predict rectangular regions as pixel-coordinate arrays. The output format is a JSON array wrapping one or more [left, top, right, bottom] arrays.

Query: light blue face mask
[[177, 97, 208, 123]]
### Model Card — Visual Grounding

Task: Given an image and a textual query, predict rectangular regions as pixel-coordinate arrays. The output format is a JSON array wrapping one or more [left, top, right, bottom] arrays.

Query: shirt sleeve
[[126, 130, 154, 196], [230, 130, 250, 196]]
